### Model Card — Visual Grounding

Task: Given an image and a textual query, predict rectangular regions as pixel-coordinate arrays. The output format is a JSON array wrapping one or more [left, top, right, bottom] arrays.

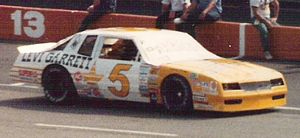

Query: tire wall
[[1, 5, 300, 60]]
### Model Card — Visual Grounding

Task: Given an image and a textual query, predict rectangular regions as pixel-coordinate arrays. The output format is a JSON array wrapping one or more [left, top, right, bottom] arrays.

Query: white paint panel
[[95, 59, 149, 103], [230, 23, 248, 59]]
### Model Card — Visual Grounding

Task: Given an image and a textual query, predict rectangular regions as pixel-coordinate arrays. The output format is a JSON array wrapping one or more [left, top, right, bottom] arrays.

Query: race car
[[10, 27, 287, 112]]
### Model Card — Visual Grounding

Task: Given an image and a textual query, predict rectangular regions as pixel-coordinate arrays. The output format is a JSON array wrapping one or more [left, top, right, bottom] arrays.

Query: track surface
[[1, 41, 300, 137]]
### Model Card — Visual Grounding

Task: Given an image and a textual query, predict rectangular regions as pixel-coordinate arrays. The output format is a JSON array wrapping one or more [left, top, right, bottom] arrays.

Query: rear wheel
[[42, 66, 78, 104], [161, 75, 193, 112]]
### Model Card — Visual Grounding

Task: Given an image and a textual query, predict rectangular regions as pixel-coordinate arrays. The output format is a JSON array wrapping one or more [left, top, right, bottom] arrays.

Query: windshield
[[137, 31, 220, 65]]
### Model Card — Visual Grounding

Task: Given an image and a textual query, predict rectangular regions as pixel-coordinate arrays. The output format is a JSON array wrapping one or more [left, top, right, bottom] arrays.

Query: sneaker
[[264, 51, 273, 60], [173, 18, 185, 24]]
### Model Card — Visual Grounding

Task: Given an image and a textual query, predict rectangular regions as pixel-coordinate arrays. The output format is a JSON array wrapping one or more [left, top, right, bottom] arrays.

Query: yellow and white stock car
[[10, 28, 287, 112]]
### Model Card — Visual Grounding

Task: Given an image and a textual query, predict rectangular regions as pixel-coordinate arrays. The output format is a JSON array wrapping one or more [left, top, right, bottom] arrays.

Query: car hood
[[17, 42, 57, 53], [162, 59, 283, 83]]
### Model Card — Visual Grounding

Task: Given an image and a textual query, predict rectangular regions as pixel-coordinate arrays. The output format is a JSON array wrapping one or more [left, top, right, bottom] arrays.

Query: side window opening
[[78, 35, 97, 56], [99, 38, 138, 61]]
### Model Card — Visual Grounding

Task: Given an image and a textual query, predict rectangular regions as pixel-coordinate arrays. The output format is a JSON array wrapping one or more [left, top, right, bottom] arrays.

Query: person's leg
[[254, 23, 270, 52], [178, 11, 220, 38], [178, 22, 196, 37], [254, 23, 272, 59], [177, 12, 199, 37], [78, 11, 106, 32], [156, 11, 170, 29], [204, 11, 221, 22]]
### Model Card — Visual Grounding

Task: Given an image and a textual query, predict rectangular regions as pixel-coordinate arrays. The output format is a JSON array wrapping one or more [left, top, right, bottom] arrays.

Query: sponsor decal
[[194, 104, 214, 110], [75, 66, 104, 98], [91, 88, 102, 97], [150, 93, 157, 103], [77, 90, 85, 95], [71, 35, 82, 49], [139, 65, 160, 98], [193, 93, 214, 110], [78, 88, 103, 98], [150, 66, 160, 74], [148, 67, 159, 90], [193, 80, 218, 95], [18, 69, 39, 82], [190, 73, 198, 81], [209, 81, 218, 94], [139, 65, 151, 96], [19, 69, 38, 78], [149, 88, 159, 93], [82, 66, 103, 85], [140, 65, 150, 75], [74, 71, 83, 82], [193, 93, 208, 104], [21, 52, 93, 70]]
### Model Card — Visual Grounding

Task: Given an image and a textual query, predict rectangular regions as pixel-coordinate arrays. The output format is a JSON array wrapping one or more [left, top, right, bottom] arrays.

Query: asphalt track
[[1, 40, 300, 137]]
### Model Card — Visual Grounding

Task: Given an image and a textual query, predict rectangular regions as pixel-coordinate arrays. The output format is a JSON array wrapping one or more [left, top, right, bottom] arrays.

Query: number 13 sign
[[10, 10, 45, 38]]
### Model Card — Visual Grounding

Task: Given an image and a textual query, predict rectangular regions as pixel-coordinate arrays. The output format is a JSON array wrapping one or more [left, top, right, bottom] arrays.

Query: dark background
[[1, 0, 299, 26]]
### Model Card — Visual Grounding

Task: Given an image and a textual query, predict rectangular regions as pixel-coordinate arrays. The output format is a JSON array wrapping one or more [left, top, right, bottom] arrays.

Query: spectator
[[175, 0, 222, 37], [250, 0, 280, 60], [78, 0, 117, 32], [156, 0, 191, 29]]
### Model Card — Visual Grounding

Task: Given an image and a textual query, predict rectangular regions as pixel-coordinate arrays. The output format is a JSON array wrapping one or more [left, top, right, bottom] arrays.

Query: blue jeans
[[253, 18, 279, 52]]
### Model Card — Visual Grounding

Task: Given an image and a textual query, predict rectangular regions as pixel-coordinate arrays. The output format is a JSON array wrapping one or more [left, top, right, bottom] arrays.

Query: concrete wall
[[1, 5, 300, 60]]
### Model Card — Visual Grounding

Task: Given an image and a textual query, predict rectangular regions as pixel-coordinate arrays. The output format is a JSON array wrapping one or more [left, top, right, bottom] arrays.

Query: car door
[[70, 34, 102, 94], [95, 37, 149, 103]]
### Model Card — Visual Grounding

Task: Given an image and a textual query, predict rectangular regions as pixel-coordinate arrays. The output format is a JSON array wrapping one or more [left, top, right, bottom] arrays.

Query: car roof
[[77, 27, 220, 65], [78, 27, 186, 38]]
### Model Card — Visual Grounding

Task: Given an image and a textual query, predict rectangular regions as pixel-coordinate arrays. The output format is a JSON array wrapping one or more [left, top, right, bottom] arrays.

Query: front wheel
[[161, 75, 193, 112], [42, 67, 78, 104]]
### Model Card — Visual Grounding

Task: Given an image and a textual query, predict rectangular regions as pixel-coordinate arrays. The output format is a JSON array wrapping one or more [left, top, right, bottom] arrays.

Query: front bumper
[[193, 88, 287, 112]]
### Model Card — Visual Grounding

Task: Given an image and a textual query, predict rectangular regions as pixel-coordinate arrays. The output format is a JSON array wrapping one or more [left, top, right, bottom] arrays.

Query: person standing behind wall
[[78, 0, 117, 32], [250, 0, 280, 60], [174, 0, 222, 37], [156, 0, 191, 29]]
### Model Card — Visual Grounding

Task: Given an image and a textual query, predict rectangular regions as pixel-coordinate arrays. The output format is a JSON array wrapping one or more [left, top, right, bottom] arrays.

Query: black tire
[[42, 66, 78, 104], [161, 75, 193, 112]]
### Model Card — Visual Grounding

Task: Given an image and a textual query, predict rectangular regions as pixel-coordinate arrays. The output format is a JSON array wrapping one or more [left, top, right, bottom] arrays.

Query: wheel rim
[[163, 77, 190, 110], [45, 71, 68, 102], [167, 81, 186, 106]]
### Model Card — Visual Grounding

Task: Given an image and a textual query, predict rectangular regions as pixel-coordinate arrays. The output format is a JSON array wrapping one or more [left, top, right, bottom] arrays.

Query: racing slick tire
[[42, 66, 78, 104], [161, 75, 193, 112]]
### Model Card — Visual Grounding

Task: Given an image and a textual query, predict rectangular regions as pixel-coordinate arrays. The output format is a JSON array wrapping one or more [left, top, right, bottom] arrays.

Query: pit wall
[[1, 5, 300, 60]]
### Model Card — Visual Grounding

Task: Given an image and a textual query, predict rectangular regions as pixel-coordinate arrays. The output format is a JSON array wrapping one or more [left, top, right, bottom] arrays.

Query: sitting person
[[156, 0, 191, 29], [174, 0, 222, 37], [250, 0, 280, 60], [105, 39, 138, 61], [121, 40, 138, 61], [106, 39, 126, 60], [78, 0, 116, 32]]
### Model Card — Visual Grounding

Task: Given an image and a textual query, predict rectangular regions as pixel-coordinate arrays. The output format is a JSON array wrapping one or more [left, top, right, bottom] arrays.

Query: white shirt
[[162, 0, 191, 12], [250, 0, 274, 18]]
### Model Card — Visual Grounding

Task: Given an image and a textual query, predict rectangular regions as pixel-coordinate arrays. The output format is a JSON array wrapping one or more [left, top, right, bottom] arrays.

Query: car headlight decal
[[270, 78, 284, 87], [222, 83, 241, 91], [209, 81, 218, 94], [193, 79, 218, 95]]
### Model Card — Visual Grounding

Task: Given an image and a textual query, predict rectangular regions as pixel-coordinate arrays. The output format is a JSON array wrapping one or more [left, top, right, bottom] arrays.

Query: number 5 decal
[[108, 64, 132, 97]]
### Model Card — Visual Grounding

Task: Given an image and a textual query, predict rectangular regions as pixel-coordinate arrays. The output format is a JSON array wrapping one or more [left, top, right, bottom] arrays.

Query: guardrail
[[1, 5, 300, 60]]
